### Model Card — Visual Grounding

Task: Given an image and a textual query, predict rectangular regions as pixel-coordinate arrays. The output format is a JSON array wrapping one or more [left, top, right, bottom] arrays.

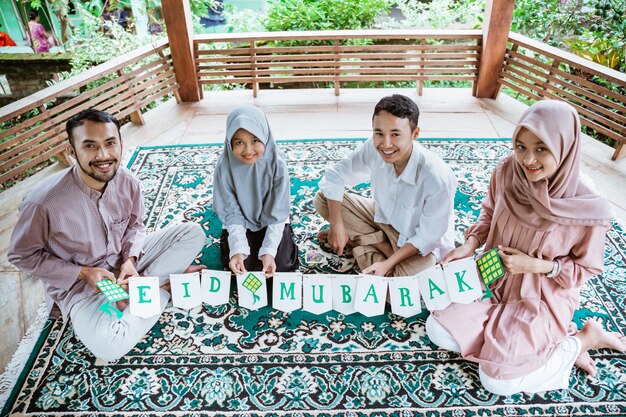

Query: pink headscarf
[[498, 100, 612, 230]]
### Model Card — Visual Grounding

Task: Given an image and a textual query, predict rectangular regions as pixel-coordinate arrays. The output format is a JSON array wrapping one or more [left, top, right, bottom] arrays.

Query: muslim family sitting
[[7, 97, 626, 395]]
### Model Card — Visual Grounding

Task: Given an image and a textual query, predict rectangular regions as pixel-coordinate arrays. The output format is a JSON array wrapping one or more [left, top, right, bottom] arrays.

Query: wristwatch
[[546, 260, 559, 278]]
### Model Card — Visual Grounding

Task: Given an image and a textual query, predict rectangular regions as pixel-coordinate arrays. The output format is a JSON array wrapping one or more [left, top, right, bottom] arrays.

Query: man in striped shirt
[[8, 109, 206, 362]]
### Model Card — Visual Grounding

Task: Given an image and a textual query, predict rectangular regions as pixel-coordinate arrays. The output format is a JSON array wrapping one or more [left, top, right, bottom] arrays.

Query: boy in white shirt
[[315, 94, 457, 277]]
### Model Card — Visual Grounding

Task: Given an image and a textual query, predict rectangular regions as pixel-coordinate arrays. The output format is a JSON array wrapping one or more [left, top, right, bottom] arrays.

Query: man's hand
[[229, 253, 247, 275], [261, 254, 276, 278], [362, 260, 392, 277], [498, 245, 552, 275], [79, 267, 115, 292], [117, 257, 139, 288], [327, 223, 350, 256]]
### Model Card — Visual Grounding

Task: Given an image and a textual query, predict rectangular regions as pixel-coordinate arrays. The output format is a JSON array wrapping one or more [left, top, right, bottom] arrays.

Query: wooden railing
[[500, 32, 626, 160], [194, 30, 482, 97], [2, 29, 626, 189], [0, 38, 178, 186]]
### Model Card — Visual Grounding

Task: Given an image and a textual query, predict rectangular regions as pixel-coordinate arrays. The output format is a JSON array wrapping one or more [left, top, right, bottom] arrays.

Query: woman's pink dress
[[29, 21, 51, 53]]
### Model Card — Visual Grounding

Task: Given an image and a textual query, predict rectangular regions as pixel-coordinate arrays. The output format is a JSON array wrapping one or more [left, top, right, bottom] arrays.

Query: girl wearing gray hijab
[[213, 105, 299, 277]]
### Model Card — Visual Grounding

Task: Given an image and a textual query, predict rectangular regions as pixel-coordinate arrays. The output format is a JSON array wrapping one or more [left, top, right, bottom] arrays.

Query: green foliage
[[566, 32, 625, 71], [263, 0, 390, 32], [511, 0, 626, 49], [62, 4, 155, 74], [395, 0, 485, 29], [222, 7, 264, 33]]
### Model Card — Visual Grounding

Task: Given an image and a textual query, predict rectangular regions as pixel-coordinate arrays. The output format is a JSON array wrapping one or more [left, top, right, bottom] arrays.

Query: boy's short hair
[[373, 94, 420, 131], [66, 109, 121, 146]]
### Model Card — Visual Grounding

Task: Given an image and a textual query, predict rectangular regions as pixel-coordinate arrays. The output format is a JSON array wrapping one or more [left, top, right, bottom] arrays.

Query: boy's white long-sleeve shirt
[[318, 139, 457, 261]]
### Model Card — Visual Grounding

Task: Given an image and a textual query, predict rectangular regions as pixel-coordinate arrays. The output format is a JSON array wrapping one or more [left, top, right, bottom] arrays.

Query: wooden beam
[[162, 0, 202, 102], [474, 0, 515, 98]]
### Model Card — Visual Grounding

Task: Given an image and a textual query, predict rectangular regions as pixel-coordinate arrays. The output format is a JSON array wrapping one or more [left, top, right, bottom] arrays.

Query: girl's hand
[[261, 254, 276, 278], [229, 253, 246, 275], [440, 236, 480, 266], [498, 246, 552, 275]]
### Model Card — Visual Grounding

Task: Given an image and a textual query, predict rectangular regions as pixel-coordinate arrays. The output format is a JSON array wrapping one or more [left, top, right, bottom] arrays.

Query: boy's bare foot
[[184, 264, 207, 273], [575, 318, 626, 376], [372, 241, 394, 259]]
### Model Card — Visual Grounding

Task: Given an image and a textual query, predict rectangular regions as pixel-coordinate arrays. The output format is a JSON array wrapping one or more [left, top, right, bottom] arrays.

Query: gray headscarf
[[212, 105, 290, 231]]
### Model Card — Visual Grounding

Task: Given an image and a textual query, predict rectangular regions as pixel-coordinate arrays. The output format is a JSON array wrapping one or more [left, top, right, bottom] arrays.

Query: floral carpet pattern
[[3, 139, 626, 417]]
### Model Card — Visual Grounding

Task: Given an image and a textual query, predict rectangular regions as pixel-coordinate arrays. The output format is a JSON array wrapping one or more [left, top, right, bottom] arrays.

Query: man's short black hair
[[373, 94, 420, 131], [66, 109, 121, 146]]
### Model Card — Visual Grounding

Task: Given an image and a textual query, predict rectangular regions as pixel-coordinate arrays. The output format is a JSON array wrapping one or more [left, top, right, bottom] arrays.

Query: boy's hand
[[362, 260, 392, 277], [79, 267, 115, 292], [117, 257, 138, 287], [328, 223, 350, 256], [229, 253, 247, 275], [440, 236, 479, 266], [261, 254, 276, 278]]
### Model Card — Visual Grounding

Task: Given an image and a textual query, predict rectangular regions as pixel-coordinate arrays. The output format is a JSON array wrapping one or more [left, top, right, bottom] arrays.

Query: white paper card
[[236, 272, 267, 310], [201, 269, 231, 306], [354, 274, 388, 317], [444, 257, 483, 304], [302, 274, 333, 315], [273, 272, 303, 313], [129, 276, 161, 318], [389, 276, 422, 317], [417, 266, 451, 311], [331, 274, 358, 315], [170, 272, 202, 310]]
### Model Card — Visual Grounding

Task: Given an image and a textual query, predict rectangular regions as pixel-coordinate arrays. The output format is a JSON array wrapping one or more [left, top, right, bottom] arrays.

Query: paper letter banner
[[332, 274, 358, 315], [273, 272, 303, 313], [354, 275, 388, 317], [170, 272, 202, 310], [444, 257, 483, 304], [129, 276, 161, 318], [201, 270, 231, 306], [417, 267, 451, 311], [388, 276, 422, 317], [302, 274, 333, 315], [236, 272, 267, 310]]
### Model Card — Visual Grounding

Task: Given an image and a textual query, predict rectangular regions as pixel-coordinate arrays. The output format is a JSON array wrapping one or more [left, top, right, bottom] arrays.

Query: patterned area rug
[[3, 139, 626, 416]]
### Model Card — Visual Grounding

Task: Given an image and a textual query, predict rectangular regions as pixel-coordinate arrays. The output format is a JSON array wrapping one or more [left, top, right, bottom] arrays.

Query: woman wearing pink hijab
[[427, 100, 626, 396]]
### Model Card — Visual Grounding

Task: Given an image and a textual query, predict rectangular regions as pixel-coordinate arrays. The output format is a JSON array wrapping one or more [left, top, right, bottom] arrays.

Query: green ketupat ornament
[[96, 279, 129, 319], [242, 273, 263, 304], [476, 248, 505, 299]]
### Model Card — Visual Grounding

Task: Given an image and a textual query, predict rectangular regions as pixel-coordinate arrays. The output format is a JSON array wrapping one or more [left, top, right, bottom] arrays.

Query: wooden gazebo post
[[474, 0, 515, 99], [162, 0, 202, 101]]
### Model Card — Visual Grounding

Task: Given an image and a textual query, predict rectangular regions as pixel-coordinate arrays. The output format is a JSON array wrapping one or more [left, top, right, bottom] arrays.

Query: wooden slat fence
[[500, 32, 626, 160], [0, 38, 178, 186], [194, 30, 482, 97]]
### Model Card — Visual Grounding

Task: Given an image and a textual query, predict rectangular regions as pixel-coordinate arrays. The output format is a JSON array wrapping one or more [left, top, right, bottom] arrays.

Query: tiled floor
[[1, 87, 625, 372]]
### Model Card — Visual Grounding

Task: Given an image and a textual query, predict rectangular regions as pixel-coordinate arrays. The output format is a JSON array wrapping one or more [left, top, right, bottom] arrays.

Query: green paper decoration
[[476, 248, 505, 287], [96, 279, 129, 302]]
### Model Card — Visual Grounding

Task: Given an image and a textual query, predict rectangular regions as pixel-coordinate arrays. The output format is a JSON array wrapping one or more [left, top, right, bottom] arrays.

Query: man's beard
[[78, 159, 119, 183]]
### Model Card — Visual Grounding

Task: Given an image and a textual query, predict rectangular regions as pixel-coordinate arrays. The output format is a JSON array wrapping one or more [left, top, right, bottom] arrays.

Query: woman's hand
[[229, 253, 246, 275], [440, 236, 480, 265], [498, 246, 553, 275]]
